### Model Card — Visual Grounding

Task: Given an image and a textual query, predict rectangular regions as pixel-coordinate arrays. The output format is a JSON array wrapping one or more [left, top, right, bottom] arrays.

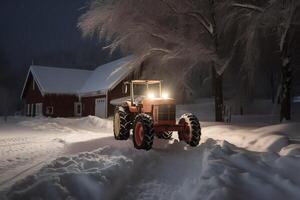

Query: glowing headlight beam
[[162, 92, 169, 99], [147, 92, 155, 99]]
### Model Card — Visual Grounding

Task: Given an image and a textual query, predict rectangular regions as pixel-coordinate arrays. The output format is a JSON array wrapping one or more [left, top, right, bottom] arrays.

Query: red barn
[[21, 56, 134, 118]]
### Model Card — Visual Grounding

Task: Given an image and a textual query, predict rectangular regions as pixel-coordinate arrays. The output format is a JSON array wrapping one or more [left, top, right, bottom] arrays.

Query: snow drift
[[19, 116, 112, 132], [1, 110, 300, 200], [4, 140, 300, 200]]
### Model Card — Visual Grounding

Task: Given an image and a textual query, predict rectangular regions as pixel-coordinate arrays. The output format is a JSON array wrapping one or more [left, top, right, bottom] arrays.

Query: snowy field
[[0, 102, 300, 200]]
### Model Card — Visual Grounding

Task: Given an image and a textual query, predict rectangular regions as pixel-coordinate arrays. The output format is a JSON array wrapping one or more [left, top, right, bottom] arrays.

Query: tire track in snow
[[111, 140, 205, 200], [3, 137, 300, 200], [0, 137, 66, 191], [114, 139, 300, 200], [0, 160, 46, 188]]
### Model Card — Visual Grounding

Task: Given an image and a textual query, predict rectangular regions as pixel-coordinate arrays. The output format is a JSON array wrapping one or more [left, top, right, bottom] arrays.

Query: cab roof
[[129, 80, 162, 84]]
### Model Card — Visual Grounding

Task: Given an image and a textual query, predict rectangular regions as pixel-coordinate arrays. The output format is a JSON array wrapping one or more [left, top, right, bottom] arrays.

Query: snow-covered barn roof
[[79, 56, 134, 96], [21, 56, 134, 98], [28, 66, 92, 95]]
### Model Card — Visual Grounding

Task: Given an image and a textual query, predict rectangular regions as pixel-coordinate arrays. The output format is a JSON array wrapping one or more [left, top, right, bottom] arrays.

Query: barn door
[[36, 103, 43, 116], [95, 98, 106, 118]]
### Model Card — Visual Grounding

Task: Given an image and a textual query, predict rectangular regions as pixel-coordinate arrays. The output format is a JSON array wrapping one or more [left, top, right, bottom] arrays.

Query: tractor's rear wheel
[[178, 113, 201, 146], [156, 131, 173, 139], [113, 106, 131, 140], [133, 114, 154, 150]]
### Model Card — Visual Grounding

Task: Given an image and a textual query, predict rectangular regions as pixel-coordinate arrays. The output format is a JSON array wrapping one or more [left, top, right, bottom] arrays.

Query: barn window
[[46, 106, 54, 115], [74, 102, 82, 117], [77, 105, 81, 113]]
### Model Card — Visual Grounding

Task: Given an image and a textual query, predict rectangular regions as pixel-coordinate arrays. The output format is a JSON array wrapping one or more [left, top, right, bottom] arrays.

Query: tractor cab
[[123, 80, 169, 106], [123, 80, 176, 124]]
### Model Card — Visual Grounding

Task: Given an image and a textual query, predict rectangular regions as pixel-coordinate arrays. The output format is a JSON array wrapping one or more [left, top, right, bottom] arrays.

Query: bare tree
[[79, 0, 244, 122], [230, 0, 300, 121]]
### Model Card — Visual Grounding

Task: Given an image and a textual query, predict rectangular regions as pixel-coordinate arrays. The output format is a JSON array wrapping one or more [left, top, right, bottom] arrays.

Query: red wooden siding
[[43, 94, 78, 117], [81, 95, 106, 117], [23, 73, 43, 104], [107, 74, 136, 117]]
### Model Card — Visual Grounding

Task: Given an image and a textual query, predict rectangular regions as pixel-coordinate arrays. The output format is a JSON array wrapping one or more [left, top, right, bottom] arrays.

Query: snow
[[19, 116, 112, 132], [1, 101, 300, 199], [0, 116, 112, 191], [293, 96, 300, 103], [79, 56, 134, 96], [3, 139, 300, 200], [202, 124, 292, 152], [27, 66, 92, 95], [110, 96, 131, 106]]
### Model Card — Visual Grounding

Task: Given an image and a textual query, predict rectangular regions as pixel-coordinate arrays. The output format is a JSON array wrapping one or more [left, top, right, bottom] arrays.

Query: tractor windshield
[[133, 84, 147, 96], [132, 81, 161, 100], [147, 83, 161, 98]]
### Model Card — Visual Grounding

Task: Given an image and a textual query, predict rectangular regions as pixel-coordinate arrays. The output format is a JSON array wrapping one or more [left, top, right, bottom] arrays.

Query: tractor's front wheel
[[113, 106, 131, 140], [178, 113, 201, 146], [133, 114, 154, 150]]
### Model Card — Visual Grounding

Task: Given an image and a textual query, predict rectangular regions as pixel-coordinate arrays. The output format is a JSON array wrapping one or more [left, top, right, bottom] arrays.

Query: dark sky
[[1, 0, 88, 67], [0, 0, 119, 113]]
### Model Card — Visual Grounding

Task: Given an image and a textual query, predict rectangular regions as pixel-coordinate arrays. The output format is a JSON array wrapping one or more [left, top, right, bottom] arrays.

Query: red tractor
[[113, 80, 201, 150]]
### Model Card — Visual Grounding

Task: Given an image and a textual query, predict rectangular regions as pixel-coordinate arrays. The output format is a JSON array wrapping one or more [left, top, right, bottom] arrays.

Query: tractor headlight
[[162, 92, 169, 99], [147, 92, 155, 99]]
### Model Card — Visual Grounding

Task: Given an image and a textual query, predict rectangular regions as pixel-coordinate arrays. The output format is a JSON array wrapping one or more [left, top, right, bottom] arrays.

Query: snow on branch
[[158, 0, 214, 36], [78, 0, 244, 88], [187, 11, 214, 35], [232, 3, 264, 12]]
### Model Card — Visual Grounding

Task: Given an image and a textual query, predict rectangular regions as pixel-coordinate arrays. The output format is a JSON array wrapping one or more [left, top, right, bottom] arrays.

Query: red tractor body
[[113, 80, 201, 150]]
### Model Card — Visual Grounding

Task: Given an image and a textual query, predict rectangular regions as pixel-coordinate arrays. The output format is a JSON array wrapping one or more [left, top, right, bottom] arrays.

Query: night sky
[[0, 0, 120, 113]]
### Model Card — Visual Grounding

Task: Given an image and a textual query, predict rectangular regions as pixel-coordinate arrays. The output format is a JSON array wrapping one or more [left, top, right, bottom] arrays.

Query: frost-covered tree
[[229, 0, 300, 121], [276, 0, 299, 121], [78, 0, 242, 122]]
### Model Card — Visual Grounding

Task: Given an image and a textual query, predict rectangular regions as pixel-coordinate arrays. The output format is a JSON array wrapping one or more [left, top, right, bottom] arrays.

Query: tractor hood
[[141, 98, 176, 115], [142, 98, 176, 106]]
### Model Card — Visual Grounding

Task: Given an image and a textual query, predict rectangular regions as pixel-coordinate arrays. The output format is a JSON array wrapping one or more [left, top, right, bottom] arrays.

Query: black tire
[[133, 114, 154, 150], [113, 106, 131, 140], [178, 113, 201, 147], [156, 131, 173, 139]]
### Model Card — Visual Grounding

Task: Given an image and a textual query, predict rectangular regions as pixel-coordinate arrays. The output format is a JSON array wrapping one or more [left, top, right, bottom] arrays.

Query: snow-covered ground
[[0, 116, 112, 191], [1, 101, 300, 200]]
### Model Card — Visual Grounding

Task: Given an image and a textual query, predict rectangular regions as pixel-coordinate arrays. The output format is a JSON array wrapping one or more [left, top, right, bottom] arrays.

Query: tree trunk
[[278, 0, 296, 121], [212, 66, 224, 122], [270, 71, 275, 104], [209, 0, 224, 122], [280, 59, 292, 121]]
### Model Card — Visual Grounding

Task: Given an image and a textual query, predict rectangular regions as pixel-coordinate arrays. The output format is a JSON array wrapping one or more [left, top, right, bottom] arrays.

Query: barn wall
[[108, 83, 124, 117], [81, 95, 106, 117], [107, 73, 139, 117], [23, 73, 44, 104], [44, 94, 78, 117], [107, 78, 133, 117], [22, 69, 137, 118], [22, 73, 44, 117]]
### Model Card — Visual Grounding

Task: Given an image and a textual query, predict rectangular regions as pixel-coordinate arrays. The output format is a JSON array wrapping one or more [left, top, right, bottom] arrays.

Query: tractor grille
[[154, 104, 176, 121]]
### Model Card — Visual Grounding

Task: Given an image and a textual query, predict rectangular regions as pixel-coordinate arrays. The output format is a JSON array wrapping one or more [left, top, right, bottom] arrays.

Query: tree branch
[[159, 0, 214, 36], [187, 11, 214, 35], [232, 3, 264, 12]]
